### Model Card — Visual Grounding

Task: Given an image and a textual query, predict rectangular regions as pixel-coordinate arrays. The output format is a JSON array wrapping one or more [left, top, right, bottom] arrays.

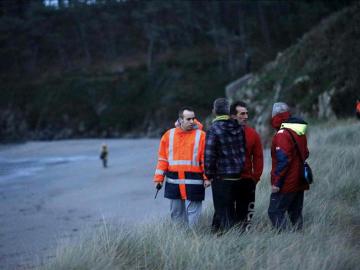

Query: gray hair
[[213, 98, 230, 115], [272, 102, 289, 117]]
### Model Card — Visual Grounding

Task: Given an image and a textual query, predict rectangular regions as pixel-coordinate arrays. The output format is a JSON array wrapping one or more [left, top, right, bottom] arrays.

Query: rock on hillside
[[226, 3, 360, 141]]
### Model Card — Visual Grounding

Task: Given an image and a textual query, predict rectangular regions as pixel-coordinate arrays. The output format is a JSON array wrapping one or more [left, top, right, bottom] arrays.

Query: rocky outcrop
[[226, 4, 359, 143]]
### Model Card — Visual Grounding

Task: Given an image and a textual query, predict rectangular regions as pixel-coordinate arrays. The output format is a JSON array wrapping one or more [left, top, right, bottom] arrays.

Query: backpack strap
[[283, 128, 305, 163]]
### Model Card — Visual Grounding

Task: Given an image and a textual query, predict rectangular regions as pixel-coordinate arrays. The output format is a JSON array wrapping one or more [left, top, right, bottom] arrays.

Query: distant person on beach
[[153, 107, 211, 228], [100, 144, 108, 168], [205, 98, 246, 232], [356, 99, 360, 120], [230, 101, 263, 232], [268, 102, 310, 231]]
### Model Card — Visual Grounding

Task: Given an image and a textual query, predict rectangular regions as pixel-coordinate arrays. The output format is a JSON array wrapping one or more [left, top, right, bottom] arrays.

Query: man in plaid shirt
[[205, 98, 246, 232]]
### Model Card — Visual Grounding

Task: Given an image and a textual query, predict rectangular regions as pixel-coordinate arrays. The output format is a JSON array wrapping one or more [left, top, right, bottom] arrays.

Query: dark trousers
[[268, 191, 304, 231], [211, 178, 256, 232], [233, 179, 256, 231], [211, 179, 235, 231], [101, 158, 107, 168]]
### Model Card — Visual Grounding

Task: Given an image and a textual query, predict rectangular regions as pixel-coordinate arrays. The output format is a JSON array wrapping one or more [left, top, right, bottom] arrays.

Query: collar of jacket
[[212, 115, 230, 122], [281, 122, 307, 135], [177, 127, 197, 133]]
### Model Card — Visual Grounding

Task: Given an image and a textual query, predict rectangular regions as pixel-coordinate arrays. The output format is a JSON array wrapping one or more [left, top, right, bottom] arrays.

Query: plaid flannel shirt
[[205, 117, 246, 179]]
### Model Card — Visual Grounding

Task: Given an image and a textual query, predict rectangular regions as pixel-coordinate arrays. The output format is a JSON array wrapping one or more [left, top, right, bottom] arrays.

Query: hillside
[[0, 1, 352, 141], [226, 3, 360, 140]]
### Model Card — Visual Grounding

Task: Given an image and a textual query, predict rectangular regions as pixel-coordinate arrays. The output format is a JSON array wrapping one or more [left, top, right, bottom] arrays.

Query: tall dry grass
[[39, 120, 360, 270]]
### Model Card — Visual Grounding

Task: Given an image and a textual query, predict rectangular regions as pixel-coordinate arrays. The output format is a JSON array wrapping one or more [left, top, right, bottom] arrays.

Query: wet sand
[[0, 139, 212, 269]]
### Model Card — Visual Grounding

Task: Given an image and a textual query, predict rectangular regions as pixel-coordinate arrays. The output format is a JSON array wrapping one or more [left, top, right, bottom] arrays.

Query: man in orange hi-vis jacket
[[356, 99, 360, 120], [154, 107, 211, 228]]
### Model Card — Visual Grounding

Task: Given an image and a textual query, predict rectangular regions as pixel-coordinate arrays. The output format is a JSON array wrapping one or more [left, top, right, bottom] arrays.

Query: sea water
[[0, 156, 97, 182]]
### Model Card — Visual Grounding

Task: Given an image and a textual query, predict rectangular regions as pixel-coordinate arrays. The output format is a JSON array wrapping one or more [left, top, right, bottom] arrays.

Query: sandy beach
[[0, 139, 211, 269]]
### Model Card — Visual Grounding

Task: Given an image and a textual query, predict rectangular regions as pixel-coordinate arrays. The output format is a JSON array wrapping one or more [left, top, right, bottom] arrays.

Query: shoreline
[[0, 139, 177, 269]]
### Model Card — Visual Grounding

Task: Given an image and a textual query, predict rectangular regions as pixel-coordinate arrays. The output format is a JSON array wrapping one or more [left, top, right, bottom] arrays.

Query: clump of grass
[[39, 120, 360, 270]]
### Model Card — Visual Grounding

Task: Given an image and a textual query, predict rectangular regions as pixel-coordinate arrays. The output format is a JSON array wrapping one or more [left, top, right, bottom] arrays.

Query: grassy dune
[[39, 120, 360, 270]]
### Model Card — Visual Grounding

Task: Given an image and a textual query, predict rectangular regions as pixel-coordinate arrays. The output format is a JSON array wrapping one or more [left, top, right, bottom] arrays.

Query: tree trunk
[[75, 18, 92, 66], [238, 5, 247, 51], [147, 35, 155, 74], [257, 2, 272, 50]]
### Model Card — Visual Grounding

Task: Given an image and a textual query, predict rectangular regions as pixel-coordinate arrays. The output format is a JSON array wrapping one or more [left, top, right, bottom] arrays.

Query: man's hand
[[154, 182, 162, 199], [271, 185, 280, 193], [204, 180, 211, 188], [155, 182, 163, 189]]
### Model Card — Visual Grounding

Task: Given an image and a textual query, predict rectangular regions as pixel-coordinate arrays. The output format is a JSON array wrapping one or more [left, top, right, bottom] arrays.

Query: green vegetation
[[1, 57, 232, 140], [38, 120, 360, 270], [0, 1, 352, 141], [231, 4, 360, 121]]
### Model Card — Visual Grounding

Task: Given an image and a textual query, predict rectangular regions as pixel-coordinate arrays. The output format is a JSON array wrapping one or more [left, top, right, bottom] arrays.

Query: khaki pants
[[170, 199, 202, 228]]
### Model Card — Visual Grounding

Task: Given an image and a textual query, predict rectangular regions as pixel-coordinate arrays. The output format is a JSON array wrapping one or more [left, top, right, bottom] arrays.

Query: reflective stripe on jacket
[[154, 127, 206, 201]]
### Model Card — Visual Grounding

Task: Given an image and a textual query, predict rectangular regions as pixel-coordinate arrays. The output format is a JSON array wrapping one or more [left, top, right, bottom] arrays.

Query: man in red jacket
[[268, 102, 309, 231], [230, 101, 264, 231], [356, 99, 360, 119]]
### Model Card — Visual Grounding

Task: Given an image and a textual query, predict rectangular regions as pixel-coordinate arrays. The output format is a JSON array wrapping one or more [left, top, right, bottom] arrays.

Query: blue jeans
[[268, 191, 304, 231]]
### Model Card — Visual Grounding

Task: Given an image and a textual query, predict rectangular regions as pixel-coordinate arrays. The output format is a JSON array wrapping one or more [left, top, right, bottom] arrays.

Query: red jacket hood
[[271, 111, 291, 130]]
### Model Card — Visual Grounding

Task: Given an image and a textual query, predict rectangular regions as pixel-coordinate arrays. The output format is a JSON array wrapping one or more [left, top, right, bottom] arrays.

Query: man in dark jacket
[[230, 101, 263, 231], [205, 98, 246, 232], [268, 102, 310, 231]]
